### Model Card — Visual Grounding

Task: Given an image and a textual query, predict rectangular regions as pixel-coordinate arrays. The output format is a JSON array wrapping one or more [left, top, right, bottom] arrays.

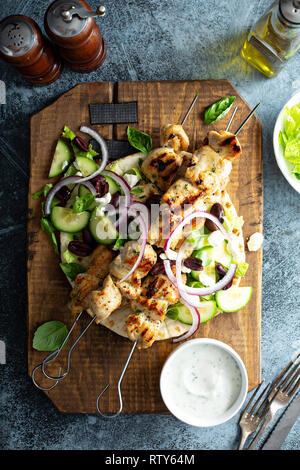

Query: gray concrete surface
[[0, 0, 299, 450]]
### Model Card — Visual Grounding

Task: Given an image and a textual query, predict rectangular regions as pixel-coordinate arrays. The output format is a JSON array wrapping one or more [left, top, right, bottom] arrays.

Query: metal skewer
[[226, 106, 238, 131], [181, 94, 198, 126], [96, 340, 138, 418], [234, 102, 261, 136], [31, 310, 96, 389]]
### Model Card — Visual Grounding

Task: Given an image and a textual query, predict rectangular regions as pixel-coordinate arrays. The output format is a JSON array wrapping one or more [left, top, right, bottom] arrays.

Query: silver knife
[[262, 393, 300, 450]]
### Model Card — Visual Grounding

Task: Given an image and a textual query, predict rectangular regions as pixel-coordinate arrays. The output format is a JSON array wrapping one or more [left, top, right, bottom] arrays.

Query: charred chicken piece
[[160, 124, 190, 152], [141, 147, 183, 191], [86, 275, 122, 323]]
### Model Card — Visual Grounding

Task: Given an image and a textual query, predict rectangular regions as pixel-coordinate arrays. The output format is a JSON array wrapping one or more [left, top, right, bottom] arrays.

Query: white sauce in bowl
[[161, 341, 244, 426]]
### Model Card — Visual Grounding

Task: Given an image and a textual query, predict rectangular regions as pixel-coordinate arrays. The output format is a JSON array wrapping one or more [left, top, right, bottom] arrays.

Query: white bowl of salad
[[273, 90, 300, 194]]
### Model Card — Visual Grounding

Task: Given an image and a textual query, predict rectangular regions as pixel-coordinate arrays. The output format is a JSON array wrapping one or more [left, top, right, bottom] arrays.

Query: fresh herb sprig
[[127, 127, 152, 154], [204, 96, 236, 124], [33, 320, 69, 351]]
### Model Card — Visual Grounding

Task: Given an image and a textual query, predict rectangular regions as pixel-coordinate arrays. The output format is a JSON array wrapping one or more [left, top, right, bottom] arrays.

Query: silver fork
[[237, 381, 271, 450], [247, 356, 300, 450]]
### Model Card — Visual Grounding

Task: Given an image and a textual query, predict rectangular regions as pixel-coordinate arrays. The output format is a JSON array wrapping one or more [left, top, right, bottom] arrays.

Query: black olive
[[205, 203, 225, 232]]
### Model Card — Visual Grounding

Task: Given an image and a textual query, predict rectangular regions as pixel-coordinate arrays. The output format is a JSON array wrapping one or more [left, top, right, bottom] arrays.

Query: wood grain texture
[[28, 80, 262, 414]]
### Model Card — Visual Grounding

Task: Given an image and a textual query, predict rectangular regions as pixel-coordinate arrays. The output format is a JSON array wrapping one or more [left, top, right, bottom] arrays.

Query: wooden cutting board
[[28, 80, 262, 414]]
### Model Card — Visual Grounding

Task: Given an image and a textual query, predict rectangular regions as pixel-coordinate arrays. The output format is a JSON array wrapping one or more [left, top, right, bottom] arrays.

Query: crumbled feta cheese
[[75, 171, 82, 176], [95, 192, 112, 206], [247, 232, 264, 252], [227, 237, 241, 259], [182, 266, 191, 274], [199, 272, 215, 287], [159, 253, 167, 260], [208, 230, 224, 247], [123, 173, 140, 188]]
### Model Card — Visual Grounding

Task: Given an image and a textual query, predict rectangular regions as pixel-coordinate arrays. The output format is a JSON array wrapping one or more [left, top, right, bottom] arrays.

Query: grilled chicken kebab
[[69, 124, 242, 348]]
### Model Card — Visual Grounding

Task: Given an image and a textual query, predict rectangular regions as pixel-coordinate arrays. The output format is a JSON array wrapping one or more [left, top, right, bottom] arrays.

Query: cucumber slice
[[104, 175, 120, 195], [193, 246, 214, 266], [213, 240, 232, 269], [78, 185, 97, 211], [191, 246, 214, 281], [167, 300, 217, 325], [199, 300, 217, 324], [166, 302, 192, 325], [89, 207, 118, 245], [51, 206, 90, 233], [75, 156, 98, 177], [49, 139, 71, 178], [215, 286, 253, 313]]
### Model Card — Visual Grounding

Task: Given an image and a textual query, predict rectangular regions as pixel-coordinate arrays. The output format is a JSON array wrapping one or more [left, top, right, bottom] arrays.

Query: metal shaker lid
[[280, 0, 300, 25], [0, 16, 35, 57], [46, 0, 87, 38]]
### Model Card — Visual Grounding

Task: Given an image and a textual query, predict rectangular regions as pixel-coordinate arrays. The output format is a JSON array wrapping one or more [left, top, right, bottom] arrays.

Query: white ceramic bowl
[[273, 90, 300, 194], [160, 338, 248, 427]]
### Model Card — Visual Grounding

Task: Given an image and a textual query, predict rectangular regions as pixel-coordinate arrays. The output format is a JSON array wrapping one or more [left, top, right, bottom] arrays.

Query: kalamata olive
[[183, 257, 203, 271], [55, 186, 71, 206], [68, 241, 93, 257], [110, 191, 121, 208], [91, 175, 109, 197], [150, 260, 176, 276], [74, 135, 89, 152], [215, 263, 232, 290], [82, 228, 94, 246], [205, 203, 225, 232]]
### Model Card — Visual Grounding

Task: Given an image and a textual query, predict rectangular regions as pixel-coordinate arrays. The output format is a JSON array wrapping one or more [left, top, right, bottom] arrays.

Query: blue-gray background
[[0, 0, 299, 450]]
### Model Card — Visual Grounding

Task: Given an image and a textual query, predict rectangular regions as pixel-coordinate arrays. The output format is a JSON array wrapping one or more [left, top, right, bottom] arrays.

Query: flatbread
[[60, 166, 246, 343]]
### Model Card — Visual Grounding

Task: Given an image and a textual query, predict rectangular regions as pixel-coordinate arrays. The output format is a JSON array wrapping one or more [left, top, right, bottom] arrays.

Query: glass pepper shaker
[[44, 0, 106, 72], [0, 15, 62, 85], [241, 0, 300, 77]]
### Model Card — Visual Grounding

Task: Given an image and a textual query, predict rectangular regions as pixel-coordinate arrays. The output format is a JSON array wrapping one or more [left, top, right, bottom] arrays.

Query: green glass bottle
[[241, 0, 300, 77]]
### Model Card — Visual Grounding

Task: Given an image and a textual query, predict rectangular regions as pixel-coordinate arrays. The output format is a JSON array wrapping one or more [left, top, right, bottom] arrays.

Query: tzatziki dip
[[160, 339, 248, 427]]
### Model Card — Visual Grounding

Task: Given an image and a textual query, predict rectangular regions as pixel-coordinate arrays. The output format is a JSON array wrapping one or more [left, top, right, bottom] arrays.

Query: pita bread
[[60, 163, 246, 342]]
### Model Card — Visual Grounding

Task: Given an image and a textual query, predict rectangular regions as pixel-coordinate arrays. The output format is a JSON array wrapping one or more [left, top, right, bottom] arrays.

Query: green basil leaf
[[72, 193, 95, 213], [127, 127, 152, 153], [60, 262, 86, 280], [62, 126, 76, 141], [41, 217, 59, 254], [33, 320, 69, 351], [204, 96, 236, 124]]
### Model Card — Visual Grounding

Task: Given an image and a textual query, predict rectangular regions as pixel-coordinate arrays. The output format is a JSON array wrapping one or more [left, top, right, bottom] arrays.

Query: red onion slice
[[78, 126, 108, 183], [173, 301, 200, 343], [164, 210, 230, 259], [44, 177, 96, 215]]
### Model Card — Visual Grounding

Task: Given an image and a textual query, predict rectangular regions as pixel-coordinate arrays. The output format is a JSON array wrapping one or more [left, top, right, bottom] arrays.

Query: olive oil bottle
[[241, 0, 300, 77]]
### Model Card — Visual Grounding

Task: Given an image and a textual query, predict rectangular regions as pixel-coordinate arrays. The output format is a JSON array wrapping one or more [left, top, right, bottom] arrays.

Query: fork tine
[[286, 376, 300, 397], [279, 363, 299, 392], [282, 368, 300, 395], [250, 383, 271, 415], [241, 382, 264, 416], [272, 358, 297, 389]]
